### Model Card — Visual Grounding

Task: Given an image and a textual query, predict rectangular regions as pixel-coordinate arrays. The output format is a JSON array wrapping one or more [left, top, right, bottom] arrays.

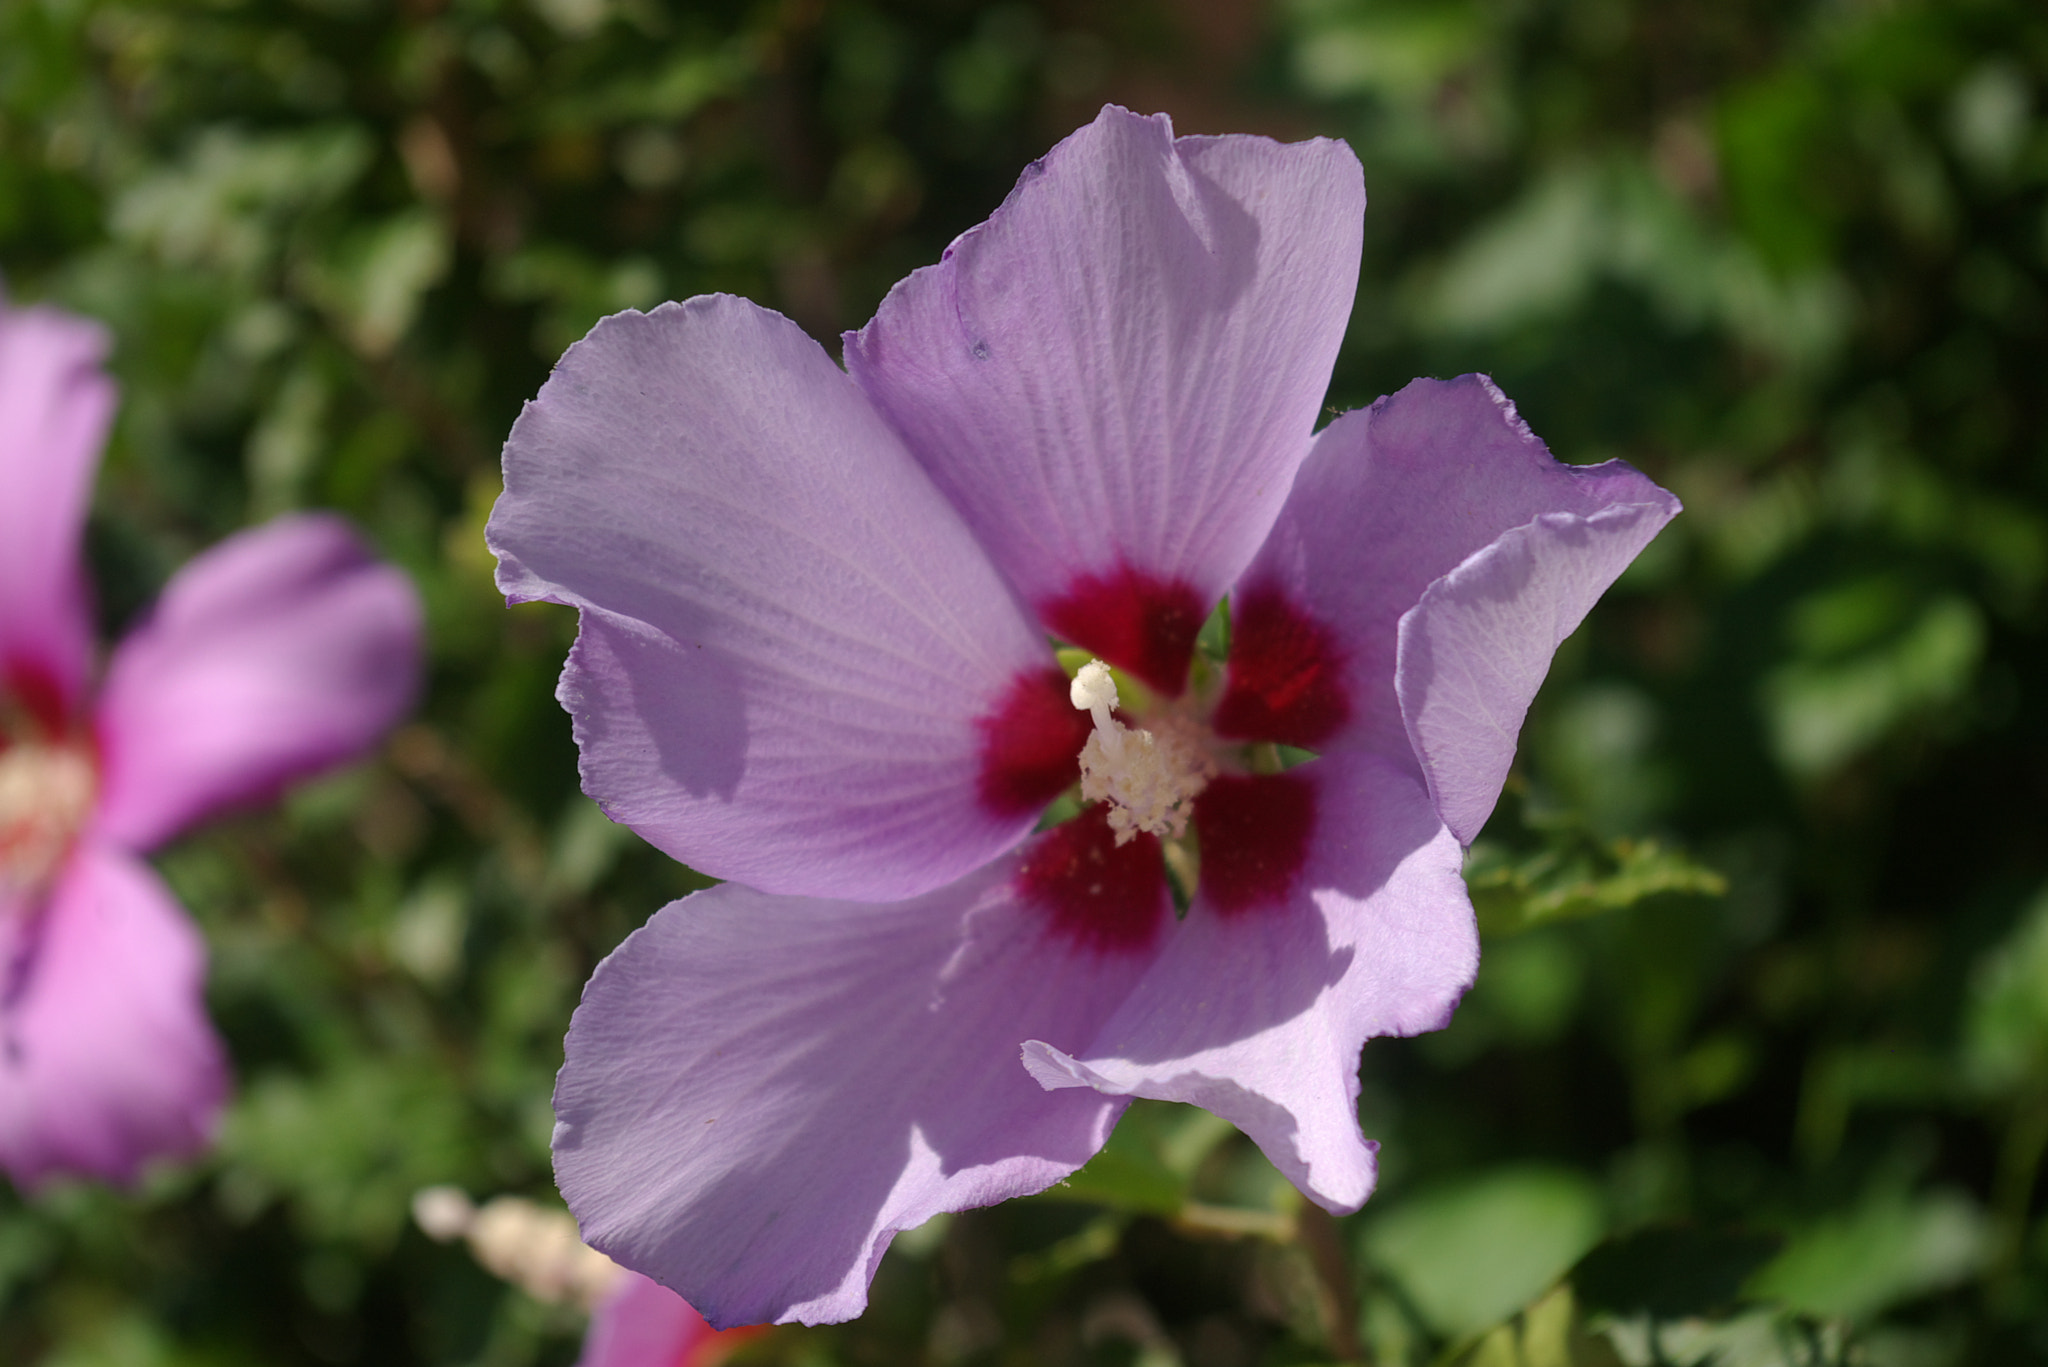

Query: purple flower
[[489, 106, 1679, 1327], [0, 299, 422, 1187]]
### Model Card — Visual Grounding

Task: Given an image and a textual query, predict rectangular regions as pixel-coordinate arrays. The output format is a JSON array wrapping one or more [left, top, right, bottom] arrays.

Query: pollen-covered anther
[[1070, 658, 1216, 845], [0, 739, 96, 897]]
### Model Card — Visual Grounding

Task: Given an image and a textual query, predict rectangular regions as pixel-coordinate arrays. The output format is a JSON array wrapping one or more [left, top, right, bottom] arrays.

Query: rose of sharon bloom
[[0, 299, 421, 1187], [489, 105, 1680, 1327]]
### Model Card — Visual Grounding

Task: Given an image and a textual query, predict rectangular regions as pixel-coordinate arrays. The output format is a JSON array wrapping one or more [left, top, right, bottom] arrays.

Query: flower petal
[[845, 106, 1363, 676], [0, 842, 226, 1187], [1228, 374, 1679, 838], [1398, 503, 1678, 844], [1022, 753, 1474, 1213], [577, 1271, 756, 1367], [553, 853, 1164, 1328], [0, 302, 115, 719], [92, 514, 422, 851], [490, 297, 1053, 902]]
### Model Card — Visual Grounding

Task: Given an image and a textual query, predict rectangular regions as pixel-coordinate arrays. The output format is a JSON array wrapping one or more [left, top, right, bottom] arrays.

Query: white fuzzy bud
[[414, 1189, 622, 1309]]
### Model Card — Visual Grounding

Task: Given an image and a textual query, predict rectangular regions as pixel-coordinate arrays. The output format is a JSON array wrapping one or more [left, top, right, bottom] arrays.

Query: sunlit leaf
[[1963, 883, 2048, 1092], [1362, 1167, 1605, 1339], [1037, 1099, 1235, 1218], [1746, 1190, 1989, 1322], [1761, 583, 1984, 778]]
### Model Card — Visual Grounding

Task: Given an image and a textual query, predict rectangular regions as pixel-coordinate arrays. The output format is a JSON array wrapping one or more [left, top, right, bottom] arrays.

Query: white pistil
[[1070, 660, 1123, 760], [1069, 658, 1215, 845]]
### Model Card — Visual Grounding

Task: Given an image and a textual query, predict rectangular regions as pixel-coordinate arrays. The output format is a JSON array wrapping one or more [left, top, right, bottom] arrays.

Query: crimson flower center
[[981, 574, 1353, 952]]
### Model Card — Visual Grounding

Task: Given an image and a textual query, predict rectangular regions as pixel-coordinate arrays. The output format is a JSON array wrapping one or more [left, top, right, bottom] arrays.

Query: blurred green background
[[2, 0, 2045, 1362]]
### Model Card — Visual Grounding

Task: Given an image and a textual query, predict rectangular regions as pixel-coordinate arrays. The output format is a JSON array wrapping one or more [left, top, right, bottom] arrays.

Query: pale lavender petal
[[92, 514, 422, 851], [0, 842, 226, 1187], [1398, 504, 1676, 843], [1022, 754, 1474, 1213], [1235, 374, 1679, 837], [0, 302, 115, 716], [845, 105, 1363, 620], [577, 1271, 729, 1367], [553, 856, 1162, 1328], [489, 296, 1053, 902]]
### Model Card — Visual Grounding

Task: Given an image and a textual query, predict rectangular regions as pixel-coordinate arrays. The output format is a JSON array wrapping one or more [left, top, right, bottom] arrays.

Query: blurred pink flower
[[0, 298, 422, 1186], [578, 1271, 767, 1367]]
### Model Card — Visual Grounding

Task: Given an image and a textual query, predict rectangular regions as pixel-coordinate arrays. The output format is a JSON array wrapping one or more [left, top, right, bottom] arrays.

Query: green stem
[[1990, 1087, 2048, 1289], [1295, 1202, 1368, 1364]]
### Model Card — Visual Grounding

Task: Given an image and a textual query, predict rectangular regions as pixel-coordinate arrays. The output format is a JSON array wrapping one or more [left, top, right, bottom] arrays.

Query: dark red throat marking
[[1193, 773, 1316, 916], [2, 659, 71, 740], [976, 668, 1094, 817], [1016, 807, 1169, 953], [1039, 565, 1206, 696], [1211, 587, 1350, 749]]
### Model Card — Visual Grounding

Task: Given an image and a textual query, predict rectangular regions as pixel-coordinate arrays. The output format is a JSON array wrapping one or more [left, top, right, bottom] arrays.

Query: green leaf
[[1467, 833, 1726, 937], [1963, 883, 2048, 1092], [218, 1059, 479, 1248], [110, 124, 371, 277], [1599, 1308, 1841, 1367], [1746, 1189, 1989, 1322], [1573, 1227, 1784, 1321], [1289, 0, 1484, 104], [298, 209, 451, 359], [1363, 1167, 1606, 1339], [1035, 1100, 1234, 1218], [1761, 586, 1984, 778], [1450, 1285, 1623, 1367]]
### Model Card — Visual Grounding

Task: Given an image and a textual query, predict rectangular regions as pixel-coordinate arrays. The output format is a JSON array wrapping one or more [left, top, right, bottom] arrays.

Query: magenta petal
[[1022, 754, 1473, 1213], [490, 297, 1053, 902], [576, 1271, 722, 1367], [0, 842, 226, 1187], [92, 514, 422, 852], [553, 857, 1160, 1328], [845, 105, 1363, 617], [1237, 375, 1679, 834], [0, 302, 115, 716]]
